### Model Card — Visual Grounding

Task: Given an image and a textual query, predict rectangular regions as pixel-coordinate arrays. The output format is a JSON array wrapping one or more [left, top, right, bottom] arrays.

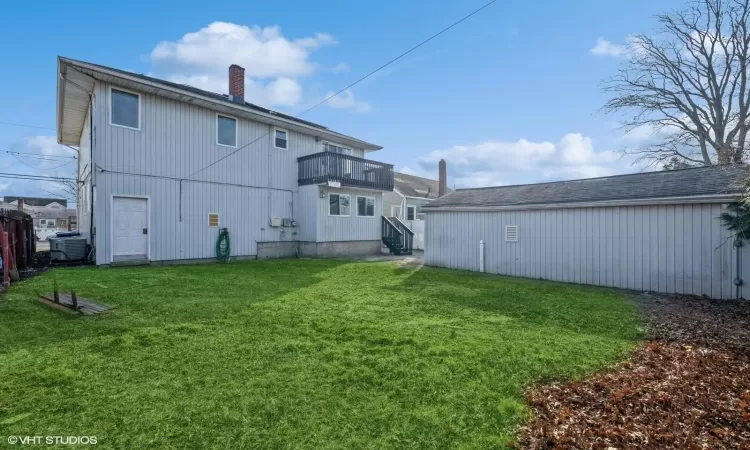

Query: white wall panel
[[425, 204, 748, 299]]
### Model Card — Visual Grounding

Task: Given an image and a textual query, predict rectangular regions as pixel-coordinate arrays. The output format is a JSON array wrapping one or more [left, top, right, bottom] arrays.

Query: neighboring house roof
[[57, 57, 382, 152], [393, 172, 451, 199], [33, 209, 77, 220], [2, 197, 68, 208], [424, 165, 748, 210]]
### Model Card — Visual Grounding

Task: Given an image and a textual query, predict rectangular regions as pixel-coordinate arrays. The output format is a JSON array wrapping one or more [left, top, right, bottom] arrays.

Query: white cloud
[[404, 133, 627, 188], [149, 22, 339, 108], [20, 136, 77, 170], [323, 89, 372, 114], [151, 22, 334, 78], [2, 136, 78, 202], [329, 62, 350, 73], [589, 38, 627, 57]]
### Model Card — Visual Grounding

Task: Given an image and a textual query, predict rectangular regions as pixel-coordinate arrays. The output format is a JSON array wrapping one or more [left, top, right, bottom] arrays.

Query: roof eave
[[59, 57, 382, 151], [422, 193, 742, 212]]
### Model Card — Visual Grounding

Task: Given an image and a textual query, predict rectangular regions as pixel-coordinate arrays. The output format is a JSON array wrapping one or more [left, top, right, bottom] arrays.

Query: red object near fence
[[1, 228, 8, 289], [0, 208, 35, 288]]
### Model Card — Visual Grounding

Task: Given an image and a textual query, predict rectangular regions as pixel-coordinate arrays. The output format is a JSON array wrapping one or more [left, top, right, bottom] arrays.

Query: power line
[[11, 155, 75, 171], [0, 121, 56, 131], [1, 150, 77, 161], [184, 0, 498, 180], [0, 172, 76, 182], [297, 0, 498, 117]]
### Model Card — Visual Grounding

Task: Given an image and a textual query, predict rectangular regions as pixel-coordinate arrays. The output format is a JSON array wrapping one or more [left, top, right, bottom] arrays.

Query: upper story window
[[329, 193, 350, 216], [274, 128, 288, 150], [217, 115, 237, 147], [324, 142, 352, 155], [110, 88, 140, 130]]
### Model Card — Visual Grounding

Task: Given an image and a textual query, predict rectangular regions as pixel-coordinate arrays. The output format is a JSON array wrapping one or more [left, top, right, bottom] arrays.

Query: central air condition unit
[[49, 236, 88, 261]]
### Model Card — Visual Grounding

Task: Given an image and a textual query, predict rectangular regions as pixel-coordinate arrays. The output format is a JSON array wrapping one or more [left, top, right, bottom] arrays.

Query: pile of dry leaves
[[518, 294, 750, 449]]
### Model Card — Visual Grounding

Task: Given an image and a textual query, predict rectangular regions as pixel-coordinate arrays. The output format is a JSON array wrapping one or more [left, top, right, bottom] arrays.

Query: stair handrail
[[381, 216, 403, 237], [391, 217, 414, 236]]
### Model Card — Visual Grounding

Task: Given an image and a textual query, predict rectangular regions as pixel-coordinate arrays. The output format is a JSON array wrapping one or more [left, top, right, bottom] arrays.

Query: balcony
[[298, 152, 394, 191]]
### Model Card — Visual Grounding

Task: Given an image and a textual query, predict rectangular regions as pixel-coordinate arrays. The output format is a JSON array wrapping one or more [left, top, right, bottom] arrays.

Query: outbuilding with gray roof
[[422, 165, 750, 299]]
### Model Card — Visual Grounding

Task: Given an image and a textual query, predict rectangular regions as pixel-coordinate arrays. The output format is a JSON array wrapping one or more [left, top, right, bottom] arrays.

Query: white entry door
[[112, 197, 149, 261]]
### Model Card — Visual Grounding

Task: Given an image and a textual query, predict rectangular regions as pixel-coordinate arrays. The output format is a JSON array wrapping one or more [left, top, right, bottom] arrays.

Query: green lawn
[[0, 259, 642, 449]]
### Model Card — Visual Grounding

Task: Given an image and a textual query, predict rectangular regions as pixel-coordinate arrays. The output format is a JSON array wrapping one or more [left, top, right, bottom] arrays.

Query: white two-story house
[[57, 57, 410, 265]]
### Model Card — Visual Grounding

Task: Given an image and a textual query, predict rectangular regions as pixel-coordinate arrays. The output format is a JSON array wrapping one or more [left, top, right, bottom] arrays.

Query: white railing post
[[479, 240, 485, 273]]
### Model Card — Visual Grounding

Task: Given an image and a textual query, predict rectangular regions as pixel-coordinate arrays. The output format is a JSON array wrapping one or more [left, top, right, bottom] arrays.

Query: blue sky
[[0, 0, 687, 198]]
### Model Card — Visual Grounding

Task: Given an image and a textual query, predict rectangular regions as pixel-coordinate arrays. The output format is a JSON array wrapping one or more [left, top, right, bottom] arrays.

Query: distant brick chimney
[[228, 64, 245, 104], [17, 199, 24, 211], [438, 159, 447, 197]]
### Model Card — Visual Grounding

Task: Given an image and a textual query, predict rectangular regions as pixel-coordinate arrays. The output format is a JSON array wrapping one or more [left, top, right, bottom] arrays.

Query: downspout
[[734, 237, 743, 299], [89, 95, 95, 261]]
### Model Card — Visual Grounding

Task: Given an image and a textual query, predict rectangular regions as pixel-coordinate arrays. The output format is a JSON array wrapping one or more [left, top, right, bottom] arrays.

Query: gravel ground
[[518, 293, 750, 449]]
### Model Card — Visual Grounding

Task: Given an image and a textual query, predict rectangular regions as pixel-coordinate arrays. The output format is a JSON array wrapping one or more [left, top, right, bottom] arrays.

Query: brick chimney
[[228, 64, 245, 104], [17, 199, 24, 211], [438, 159, 447, 197]]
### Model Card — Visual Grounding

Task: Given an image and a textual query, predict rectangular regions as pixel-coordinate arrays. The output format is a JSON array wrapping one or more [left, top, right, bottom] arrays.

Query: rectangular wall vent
[[208, 213, 220, 227], [505, 225, 519, 242]]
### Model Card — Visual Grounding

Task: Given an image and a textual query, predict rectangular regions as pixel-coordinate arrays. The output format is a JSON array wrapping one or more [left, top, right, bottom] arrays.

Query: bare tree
[[54, 179, 78, 200], [602, 0, 750, 167]]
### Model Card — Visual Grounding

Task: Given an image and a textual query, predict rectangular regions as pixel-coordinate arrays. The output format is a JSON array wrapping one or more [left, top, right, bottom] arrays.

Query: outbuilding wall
[[425, 203, 750, 299]]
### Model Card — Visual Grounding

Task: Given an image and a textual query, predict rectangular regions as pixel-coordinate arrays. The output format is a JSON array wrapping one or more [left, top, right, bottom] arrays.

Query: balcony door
[[324, 142, 353, 178]]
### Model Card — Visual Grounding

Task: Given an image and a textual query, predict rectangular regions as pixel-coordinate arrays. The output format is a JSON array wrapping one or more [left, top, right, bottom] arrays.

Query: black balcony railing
[[297, 152, 394, 191]]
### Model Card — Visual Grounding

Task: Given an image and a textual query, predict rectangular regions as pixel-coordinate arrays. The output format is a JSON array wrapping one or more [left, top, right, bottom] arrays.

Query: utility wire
[[11, 155, 75, 171], [184, 0, 498, 180], [0, 121, 56, 131], [0, 172, 76, 182], [1, 150, 77, 161], [297, 0, 498, 117]]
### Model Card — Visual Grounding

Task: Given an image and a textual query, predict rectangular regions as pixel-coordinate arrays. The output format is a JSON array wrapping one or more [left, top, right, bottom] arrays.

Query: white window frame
[[216, 114, 238, 148], [328, 193, 351, 217], [356, 196, 376, 218], [109, 86, 141, 131], [208, 213, 220, 228], [406, 206, 416, 221], [273, 127, 289, 150]]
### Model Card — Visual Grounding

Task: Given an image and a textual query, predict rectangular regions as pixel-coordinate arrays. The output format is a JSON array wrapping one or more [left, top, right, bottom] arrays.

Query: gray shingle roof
[[394, 172, 451, 199], [424, 165, 748, 209]]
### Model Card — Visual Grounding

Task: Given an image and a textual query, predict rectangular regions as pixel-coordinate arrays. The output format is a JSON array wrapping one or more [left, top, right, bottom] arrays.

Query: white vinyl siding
[[316, 187, 382, 242], [425, 204, 748, 299], [91, 81, 370, 264]]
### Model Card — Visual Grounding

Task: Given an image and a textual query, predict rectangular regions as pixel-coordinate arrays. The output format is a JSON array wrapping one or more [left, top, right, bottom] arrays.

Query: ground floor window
[[37, 219, 56, 228], [407, 206, 416, 221], [357, 196, 375, 217], [329, 193, 350, 216]]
